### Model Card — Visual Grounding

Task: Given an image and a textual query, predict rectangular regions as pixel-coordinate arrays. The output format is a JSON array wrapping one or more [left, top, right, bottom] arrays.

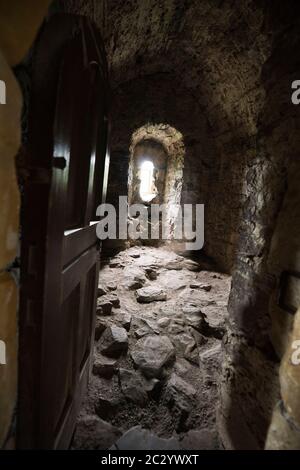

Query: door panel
[[18, 14, 109, 449]]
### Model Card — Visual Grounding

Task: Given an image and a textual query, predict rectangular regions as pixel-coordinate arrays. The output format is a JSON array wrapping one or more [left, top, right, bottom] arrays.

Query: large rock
[[106, 281, 117, 291], [199, 344, 222, 365], [183, 259, 201, 272], [159, 303, 178, 317], [131, 335, 175, 378], [97, 298, 113, 316], [107, 293, 120, 308], [182, 303, 203, 316], [123, 266, 146, 290], [142, 318, 160, 334], [94, 386, 125, 421], [109, 259, 124, 268], [94, 317, 107, 341], [184, 313, 204, 330], [171, 333, 196, 356], [93, 354, 117, 378], [119, 369, 148, 406], [174, 358, 192, 376], [86, 374, 124, 420], [159, 270, 187, 290], [136, 254, 158, 268], [165, 373, 196, 419], [165, 260, 183, 270], [184, 344, 200, 365], [182, 303, 209, 332], [157, 317, 171, 328], [168, 321, 185, 335], [189, 328, 208, 347], [118, 311, 132, 331], [145, 267, 158, 280], [180, 428, 218, 450], [200, 305, 226, 339], [97, 285, 107, 297], [172, 330, 201, 365], [135, 327, 152, 339], [167, 373, 197, 401], [97, 326, 128, 357], [136, 286, 167, 303], [73, 415, 122, 450], [110, 426, 180, 450]]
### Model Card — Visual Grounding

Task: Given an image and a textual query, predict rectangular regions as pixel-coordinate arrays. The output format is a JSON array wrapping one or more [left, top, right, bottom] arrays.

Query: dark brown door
[[18, 15, 109, 449]]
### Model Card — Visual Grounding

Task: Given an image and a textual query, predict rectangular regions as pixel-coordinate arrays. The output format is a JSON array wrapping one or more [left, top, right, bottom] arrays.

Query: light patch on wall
[[0, 79, 6, 104], [6, 228, 18, 251], [139, 160, 157, 202], [0, 340, 6, 364]]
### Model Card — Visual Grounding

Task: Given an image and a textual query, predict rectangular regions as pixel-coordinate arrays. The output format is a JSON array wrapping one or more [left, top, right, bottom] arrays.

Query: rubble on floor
[[73, 246, 231, 450]]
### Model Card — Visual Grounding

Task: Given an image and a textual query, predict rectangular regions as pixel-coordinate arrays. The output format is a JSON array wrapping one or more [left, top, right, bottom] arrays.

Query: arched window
[[128, 124, 185, 245], [139, 160, 156, 202]]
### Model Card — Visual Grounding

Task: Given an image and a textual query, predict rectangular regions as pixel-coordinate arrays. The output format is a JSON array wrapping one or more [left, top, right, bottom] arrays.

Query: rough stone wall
[[219, 1, 300, 449], [266, 308, 300, 449], [103, 0, 272, 273], [105, 74, 216, 260]]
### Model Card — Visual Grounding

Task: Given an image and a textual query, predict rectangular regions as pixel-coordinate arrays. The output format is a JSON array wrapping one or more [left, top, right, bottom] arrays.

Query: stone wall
[[219, 2, 300, 449], [105, 74, 216, 260], [266, 309, 300, 449], [103, 0, 272, 273]]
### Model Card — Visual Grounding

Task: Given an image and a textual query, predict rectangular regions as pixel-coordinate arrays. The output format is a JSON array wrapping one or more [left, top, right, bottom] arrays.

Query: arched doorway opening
[[128, 123, 185, 246]]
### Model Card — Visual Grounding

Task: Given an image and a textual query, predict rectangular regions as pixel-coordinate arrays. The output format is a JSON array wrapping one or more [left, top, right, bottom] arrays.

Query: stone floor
[[72, 246, 231, 450]]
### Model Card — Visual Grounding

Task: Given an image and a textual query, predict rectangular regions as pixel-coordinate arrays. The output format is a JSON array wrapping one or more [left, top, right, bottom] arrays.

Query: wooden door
[[18, 14, 109, 449]]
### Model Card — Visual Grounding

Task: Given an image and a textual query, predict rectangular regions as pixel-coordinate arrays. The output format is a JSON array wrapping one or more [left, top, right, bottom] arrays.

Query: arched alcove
[[128, 123, 185, 244]]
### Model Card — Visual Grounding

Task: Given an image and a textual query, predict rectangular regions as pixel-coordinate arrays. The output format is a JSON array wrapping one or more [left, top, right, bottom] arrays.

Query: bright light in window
[[139, 160, 156, 202]]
